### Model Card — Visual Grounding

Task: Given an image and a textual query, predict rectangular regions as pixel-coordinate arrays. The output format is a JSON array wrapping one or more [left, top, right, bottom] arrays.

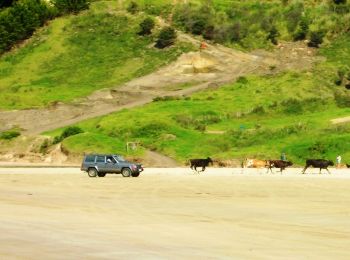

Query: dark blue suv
[[81, 154, 143, 177]]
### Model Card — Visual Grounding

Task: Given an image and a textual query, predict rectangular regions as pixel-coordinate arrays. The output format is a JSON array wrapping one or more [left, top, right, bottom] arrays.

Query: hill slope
[[0, 0, 350, 165], [0, 1, 192, 110]]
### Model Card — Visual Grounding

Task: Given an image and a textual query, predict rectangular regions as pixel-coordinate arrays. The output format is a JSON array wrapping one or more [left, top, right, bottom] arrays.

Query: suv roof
[[85, 154, 122, 157]]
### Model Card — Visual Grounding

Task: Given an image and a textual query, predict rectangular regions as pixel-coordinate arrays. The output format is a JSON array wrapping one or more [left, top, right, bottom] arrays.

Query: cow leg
[[301, 166, 308, 174], [319, 168, 322, 174], [326, 168, 331, 174], [202, 166, 206, 172]]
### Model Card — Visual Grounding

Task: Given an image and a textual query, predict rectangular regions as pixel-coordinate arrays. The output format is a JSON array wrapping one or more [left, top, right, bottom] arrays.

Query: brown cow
[[241, 158, 269, 169], [267, 160, 293, 173]]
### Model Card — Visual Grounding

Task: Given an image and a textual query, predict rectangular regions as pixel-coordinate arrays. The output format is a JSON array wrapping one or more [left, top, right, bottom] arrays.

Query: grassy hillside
[[131, 0, 350, 50], [0, 0, 192, 109], [45, 35, 350, 165], [2, 0, 350, 164]]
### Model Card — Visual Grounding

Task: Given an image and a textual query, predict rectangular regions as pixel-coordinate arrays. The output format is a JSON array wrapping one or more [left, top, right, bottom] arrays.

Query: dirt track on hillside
[[0, 168, 350, 259], [0, 29, 319, 135]]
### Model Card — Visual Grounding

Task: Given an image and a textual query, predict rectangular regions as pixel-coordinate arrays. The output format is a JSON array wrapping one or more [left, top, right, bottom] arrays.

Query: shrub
[[39, 139, 50, 154], [293, 17, 309, 41], [155, 26, 176, 49], [203, 25, 215, 40], [52, 0, 90, 14], [267, 26, 279, 45], [281, 98, 304, 114], [153, 96, 181, 102], [334, 91, 350, 107], [0, 0, 15, 9], [194, 123, 206, 132], [284, 2, 304, 33], [0, 130, 20, 140], [61, 126, 83, 138], [126, 1, 138, 14], [138, 17, 155, 36], [53, 126, 84, 144], [229, 22, 245, 42], [308, 30, 325, 48], [333, 0, 346, 4], [236, 76, 248, 84], [174, 114, 194, 128], [250, 105, 266, 115]]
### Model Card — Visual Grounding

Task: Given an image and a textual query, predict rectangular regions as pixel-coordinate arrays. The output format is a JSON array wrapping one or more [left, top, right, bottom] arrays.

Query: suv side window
[[85, 155, 95, 163], [106, 156, 116, 163], [96, 156, 105, 163]]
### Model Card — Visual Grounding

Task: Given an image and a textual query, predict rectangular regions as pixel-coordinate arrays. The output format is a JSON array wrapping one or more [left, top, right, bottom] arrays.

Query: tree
[[0, 0, 54, 54], [52, 0, 90, 14], [138, 17, 155, 36], [155, 26, 176, 49], [127, 1, 138, 14]]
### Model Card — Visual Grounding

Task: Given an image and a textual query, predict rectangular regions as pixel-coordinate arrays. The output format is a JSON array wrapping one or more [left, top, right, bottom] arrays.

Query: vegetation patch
[[0, 130, 20, 140]]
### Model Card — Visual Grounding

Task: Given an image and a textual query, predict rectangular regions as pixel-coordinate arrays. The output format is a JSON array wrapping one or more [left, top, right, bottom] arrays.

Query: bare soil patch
[[331, 116, 350, 124]]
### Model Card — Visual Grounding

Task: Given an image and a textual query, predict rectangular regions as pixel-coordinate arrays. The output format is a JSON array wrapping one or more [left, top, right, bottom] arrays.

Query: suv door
[[95, 155, 108, 173], [105, 156, 120, 173]]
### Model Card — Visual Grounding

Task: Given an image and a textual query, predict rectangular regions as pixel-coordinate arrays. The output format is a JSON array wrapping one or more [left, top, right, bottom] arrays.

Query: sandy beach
[[0, 167, 350, 259]]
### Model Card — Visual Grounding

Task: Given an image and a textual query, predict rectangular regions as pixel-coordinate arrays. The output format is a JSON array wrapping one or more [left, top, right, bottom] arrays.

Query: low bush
[[153, 96, 181, 102], [334, 91, 350, 107], [53, 126, 84, 144], [281, 98, 304, 114], [155, 26, 176, 49], [0, 130, 20, 140], [308, 30, 325, 48], [39, 139, 51, 154], [138, 17, 155, 36], [126, 1, 138, 14], [52, 0, 89, 14]]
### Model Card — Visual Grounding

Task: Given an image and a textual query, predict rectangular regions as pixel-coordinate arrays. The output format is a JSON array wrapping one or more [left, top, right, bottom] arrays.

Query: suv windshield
[[114, 155, 126, 162]]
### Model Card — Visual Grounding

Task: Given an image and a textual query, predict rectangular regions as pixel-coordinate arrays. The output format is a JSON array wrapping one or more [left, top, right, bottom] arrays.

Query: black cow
[[302, 159, 334, 174], [190, 157, 213, 172], [267, 160, 293, 173]]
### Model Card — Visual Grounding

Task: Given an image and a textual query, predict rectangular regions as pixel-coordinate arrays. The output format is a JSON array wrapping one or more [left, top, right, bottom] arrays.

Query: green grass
[[0, 0, 193, 109], [45, 55, 350, 165], [44, 34, 350, 164], [3, 0, 350, 164]]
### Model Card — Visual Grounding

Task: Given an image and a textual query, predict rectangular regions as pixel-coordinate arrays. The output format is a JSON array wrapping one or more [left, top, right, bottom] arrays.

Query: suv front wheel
[[121, 168, 131, 177], [88, 168, 98, 177]]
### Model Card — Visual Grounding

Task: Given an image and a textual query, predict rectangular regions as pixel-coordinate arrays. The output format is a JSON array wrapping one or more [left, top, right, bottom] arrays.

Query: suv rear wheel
[[121, 168, 131, 177], [88, 168, 98, 177]]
